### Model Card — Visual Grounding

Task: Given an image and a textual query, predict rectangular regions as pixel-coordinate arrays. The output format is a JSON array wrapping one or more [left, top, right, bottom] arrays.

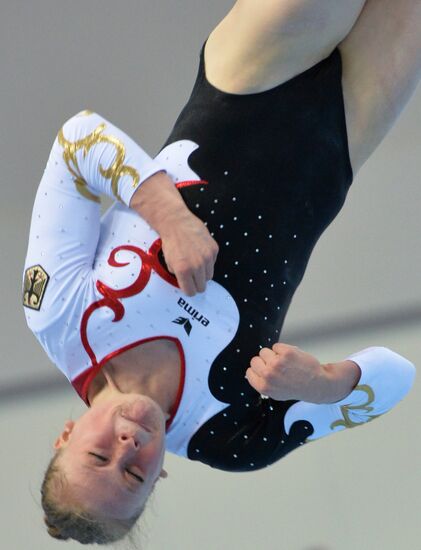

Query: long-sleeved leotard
[[23, 109, 241, 455], [24, 44, 416, 472]]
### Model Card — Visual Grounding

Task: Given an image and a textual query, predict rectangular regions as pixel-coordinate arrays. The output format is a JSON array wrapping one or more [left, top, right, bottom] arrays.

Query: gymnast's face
[[53, 393, 168, 520]]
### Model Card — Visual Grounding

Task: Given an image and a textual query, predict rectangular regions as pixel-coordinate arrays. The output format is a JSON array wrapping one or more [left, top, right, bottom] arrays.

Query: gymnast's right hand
[[160, 209, 219, 296], [130, 170, 219, 296]]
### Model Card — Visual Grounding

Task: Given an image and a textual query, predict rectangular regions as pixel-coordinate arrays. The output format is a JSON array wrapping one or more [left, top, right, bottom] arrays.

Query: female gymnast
[[23, 0, 420, 545]]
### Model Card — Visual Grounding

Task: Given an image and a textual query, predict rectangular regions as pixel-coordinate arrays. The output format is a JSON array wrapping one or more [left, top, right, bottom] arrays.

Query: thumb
[[245, 368, 266, 395], [163, 256, 175, 274]]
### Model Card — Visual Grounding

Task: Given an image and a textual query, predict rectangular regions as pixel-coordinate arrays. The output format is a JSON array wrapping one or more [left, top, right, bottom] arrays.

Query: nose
[[119, 433, 139, 448], [118, 422, 152, 448]]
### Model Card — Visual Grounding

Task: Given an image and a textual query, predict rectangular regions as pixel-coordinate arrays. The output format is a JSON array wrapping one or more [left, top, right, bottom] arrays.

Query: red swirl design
[[80, 240, 177, 365], [80, 178, 207, 365]]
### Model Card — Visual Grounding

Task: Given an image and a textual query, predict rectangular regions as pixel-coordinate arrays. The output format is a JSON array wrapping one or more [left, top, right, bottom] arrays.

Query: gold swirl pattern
[[330, 384, 381, 430], [57, 119, 140, 203], [76, 109, 94, 117]]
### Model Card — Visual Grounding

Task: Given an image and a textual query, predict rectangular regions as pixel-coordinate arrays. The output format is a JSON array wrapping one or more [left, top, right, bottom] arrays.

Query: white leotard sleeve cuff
[[339, 346, 416, 407], [283, 346, 416, 442]]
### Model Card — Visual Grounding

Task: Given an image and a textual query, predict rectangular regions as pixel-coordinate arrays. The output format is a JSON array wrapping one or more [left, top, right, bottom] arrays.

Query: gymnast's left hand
[[245, 343, 330, 403]]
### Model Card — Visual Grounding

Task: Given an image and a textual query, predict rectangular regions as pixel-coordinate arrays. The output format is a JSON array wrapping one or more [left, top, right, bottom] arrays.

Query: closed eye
[[88, 452, 144, 483]]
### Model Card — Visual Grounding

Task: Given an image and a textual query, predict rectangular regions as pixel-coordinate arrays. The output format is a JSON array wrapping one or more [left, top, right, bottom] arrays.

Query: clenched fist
[[160, 209, 219, 296], [130, 170, 219, 296], [245, 343, 330, 403]]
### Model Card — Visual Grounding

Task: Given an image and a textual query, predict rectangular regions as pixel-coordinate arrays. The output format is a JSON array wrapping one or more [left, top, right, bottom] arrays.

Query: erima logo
[[172, 317, 193, 336], [177, 298, 210, 326], [172, 298, 210, 336]]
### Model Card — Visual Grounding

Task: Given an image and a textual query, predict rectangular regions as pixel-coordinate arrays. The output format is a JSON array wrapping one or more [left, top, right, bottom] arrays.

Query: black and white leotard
[[23, 42, 415, 473]]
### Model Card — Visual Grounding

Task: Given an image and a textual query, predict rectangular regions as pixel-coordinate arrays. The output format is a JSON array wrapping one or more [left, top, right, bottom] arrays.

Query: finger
[[249, 355, 268, 377], [259, 347, 277, 362], [192, 265, 207, 293], [212, 242, 219, 262], [245, 367, 268, 394], [182, 283, 197, 297], [272, 342, 298, 355], [207, 241, 219, 279], [176, 269, 196, 297], [271, 343, 299, 362], [204, 257, 214, 281]]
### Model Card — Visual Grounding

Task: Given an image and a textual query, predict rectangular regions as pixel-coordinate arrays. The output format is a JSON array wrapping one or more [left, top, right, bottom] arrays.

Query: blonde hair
[[41, 448, 146, 546]]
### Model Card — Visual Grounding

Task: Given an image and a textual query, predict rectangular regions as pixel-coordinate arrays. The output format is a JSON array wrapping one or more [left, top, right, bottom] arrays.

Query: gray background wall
[[0, 1, 420, 549]]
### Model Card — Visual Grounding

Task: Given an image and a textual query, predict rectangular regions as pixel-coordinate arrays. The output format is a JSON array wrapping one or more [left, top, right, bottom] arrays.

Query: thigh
[[339, 0, 421, 175], [204, 0, 367, 94]]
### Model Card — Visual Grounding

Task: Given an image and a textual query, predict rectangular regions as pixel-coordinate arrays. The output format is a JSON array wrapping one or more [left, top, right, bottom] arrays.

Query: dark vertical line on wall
[[281, 304, 421, 346]]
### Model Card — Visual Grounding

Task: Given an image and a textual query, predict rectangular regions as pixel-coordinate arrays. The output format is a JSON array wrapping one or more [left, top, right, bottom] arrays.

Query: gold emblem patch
[[23, 265, 50, 311]]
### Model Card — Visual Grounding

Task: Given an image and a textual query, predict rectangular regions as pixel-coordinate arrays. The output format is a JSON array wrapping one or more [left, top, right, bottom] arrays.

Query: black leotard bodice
[[159, 41, 353, 472]]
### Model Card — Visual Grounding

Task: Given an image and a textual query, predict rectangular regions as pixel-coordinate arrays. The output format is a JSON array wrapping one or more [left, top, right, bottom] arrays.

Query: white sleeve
[[284, 346, 416, 443], [342, 346, 416, 404], [57, 110, 165, 205], [23, 110, 165, 331]]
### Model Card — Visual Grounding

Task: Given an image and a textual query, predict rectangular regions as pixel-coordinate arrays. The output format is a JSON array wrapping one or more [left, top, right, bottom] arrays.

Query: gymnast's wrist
[[320, 360, 362, 403], [129, 171, 191, 235]]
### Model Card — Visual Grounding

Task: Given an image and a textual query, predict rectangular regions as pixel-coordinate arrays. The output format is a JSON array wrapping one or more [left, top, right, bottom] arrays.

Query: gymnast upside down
[[23, 0, 420, 545]]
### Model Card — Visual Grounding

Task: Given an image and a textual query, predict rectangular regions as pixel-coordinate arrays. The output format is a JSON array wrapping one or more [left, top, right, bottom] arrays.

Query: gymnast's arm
[[23, 111, 217, 317], [245, 343, 415, 405], [245, 343, 361, 403], [130, 171, 219, 296], [22, 110, 163, 327]]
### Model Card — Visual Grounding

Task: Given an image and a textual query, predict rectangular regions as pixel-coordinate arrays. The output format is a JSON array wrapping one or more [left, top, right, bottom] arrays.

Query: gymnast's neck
[[87, 339, 181, 413]]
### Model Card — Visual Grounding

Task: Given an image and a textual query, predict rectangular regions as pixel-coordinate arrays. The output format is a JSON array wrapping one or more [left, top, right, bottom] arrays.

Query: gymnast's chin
[[41, 368, 169, 545]]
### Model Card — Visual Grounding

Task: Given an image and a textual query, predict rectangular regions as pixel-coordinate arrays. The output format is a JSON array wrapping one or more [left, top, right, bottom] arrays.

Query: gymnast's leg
[[339, 0, 421, 174], [203, 0, 368, 94]]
